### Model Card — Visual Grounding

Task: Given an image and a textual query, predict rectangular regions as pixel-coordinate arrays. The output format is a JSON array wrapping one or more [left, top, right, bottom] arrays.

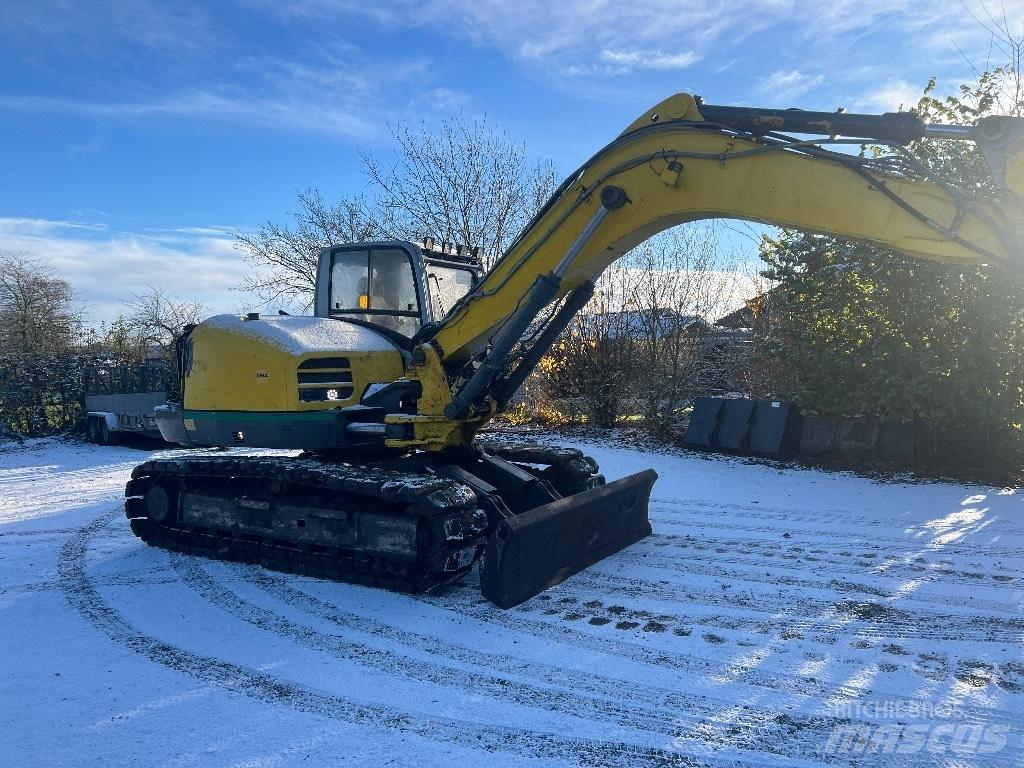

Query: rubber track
[[608, 542, 1023, 615], [647, 498, 1024, 552], [477, 439, 605, 492], [125, 455, 486, 593]]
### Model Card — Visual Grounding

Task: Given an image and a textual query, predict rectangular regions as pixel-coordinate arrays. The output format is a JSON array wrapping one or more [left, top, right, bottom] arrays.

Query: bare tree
[[959, 2, 1024, 117], [236, 120, 556, 309], [235, 190, 382, 309], [364, 117, 557, 269], [542, 283, 643, 427], [124, 286, 205, 362], [623, 224, 751, 436], [0, 251, 86, 435], [0, 250, 82, 354], [536, 224, 756, 433]]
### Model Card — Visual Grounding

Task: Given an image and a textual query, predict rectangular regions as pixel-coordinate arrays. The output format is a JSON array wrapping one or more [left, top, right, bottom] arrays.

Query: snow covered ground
[[2, 436, 1022, 767]]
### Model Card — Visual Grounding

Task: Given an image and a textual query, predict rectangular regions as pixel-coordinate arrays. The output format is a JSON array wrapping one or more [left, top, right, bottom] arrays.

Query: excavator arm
[[393, 93, 1024, 451]]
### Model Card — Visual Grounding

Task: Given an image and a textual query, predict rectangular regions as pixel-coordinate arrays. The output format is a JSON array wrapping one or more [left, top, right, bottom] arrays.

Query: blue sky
[[0, 0, 1019, 322]]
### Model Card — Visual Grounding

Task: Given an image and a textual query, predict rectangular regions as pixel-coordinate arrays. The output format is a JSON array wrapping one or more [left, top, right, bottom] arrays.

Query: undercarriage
[[125, 440, 655, 607]]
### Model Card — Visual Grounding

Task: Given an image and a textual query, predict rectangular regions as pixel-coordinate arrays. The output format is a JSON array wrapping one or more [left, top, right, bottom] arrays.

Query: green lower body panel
[[155, 405, 361, 450]]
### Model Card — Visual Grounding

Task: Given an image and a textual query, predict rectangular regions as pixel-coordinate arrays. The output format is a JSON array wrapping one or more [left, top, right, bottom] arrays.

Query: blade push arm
[[394, 93, 1024, 449]]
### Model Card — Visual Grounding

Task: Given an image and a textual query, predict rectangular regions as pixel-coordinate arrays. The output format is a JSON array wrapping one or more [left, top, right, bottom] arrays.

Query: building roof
[[715, 288, 778, 329], [578, 308, 706, 340], [715, 304, 754, 329]]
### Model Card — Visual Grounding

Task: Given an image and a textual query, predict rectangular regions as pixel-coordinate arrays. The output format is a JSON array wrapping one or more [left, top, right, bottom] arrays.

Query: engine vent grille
[[298, 357, 350, 370], [298, 357, 353, 402], [297, 371, 353, 385]]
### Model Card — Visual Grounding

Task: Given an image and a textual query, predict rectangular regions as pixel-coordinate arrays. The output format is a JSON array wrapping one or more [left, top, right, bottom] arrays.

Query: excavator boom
[[428, 94, 1022, 371]]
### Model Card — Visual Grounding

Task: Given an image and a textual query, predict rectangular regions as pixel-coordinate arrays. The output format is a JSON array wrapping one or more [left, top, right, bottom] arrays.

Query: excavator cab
[[314, 240, 483, 342]]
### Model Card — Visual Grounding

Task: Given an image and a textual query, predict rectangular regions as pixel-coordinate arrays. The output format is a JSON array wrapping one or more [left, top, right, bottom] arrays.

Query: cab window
[[425, 263, 477, 321], [329, 248, 421, 337]]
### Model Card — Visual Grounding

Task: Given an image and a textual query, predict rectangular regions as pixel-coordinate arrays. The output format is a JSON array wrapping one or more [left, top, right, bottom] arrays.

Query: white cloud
[[0, 10, 440, 141], [0, 0, 217, 53], [69, 134, 104, 156], [756, 70, 826, 102], [598, 49, 700, 72], [243, 0, 779, 79], [0, 218, 109, 234], [0, 219, 258, 324], [258, 0, 1022, 78], [5, 0, 1020, 138], [0, 89, 375, 140], [408, 87, 473, 113], [864, 79, 923, 112], [0, 49, 434, 140]]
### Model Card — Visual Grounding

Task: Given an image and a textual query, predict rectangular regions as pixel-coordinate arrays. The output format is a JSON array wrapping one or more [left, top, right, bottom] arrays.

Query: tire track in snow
[[169, 555, 689, 740], [53, 506, 1023, 765], [568, 570, 1024, 643], [608, 547, 1021, 617], [544, 579, 1021, 661], [0, 527, 85, 538], [640, 532, 1024, 592], [240, 568, 932, 767], [651, 495, 1024, 535], [510, 591, 1024, 705], [423, 586, 1022, 728], [117, 535, 1006, 765], [57, 510, 717, 768], [649, 502, 1024, 554], [0, 463, 138, 520], [5, 574, 181, 593], [187, 557, 950, 766], [29, 444, 1024, 768]]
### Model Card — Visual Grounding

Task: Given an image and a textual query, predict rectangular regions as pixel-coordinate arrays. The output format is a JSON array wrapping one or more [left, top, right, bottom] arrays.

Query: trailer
[[82, 361, 173, 445]]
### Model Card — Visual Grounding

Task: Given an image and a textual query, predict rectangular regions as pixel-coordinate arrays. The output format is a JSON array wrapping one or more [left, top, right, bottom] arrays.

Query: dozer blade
[[479, 469, 657, 608]]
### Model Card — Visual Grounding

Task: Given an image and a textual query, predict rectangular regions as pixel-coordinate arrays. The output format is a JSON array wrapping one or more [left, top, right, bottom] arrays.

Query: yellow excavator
[[126, 93, 1024, 608]]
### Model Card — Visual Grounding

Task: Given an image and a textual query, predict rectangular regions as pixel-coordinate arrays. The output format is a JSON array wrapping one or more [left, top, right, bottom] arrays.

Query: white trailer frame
[[84, 391, 168, 444]]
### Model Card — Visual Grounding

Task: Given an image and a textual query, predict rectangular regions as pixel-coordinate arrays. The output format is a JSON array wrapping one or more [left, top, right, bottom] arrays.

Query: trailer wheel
[[86, 416, 100, 444], [98, 420, 113, 445]]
